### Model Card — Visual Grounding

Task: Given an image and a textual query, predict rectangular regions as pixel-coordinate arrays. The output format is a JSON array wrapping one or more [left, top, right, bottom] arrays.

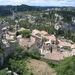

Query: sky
[[0, 0, 75, 7]]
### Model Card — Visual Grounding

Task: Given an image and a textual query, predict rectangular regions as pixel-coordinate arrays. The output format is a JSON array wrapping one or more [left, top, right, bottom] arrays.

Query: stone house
[[18, 36, 35, 49], [44, 51, 64, 63], [43, 35, 57, 45], [31, 29, 58, 54], [58, 40, 71, 49], [40, 41, 58, 55]]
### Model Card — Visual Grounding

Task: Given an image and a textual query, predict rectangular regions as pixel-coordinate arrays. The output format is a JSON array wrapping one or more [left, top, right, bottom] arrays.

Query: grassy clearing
[[27, 59, 56, 75], [18, 11, 40, 16]]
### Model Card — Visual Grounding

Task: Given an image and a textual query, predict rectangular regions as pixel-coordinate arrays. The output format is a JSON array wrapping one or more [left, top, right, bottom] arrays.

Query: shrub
[[17, 30, 31, 38]]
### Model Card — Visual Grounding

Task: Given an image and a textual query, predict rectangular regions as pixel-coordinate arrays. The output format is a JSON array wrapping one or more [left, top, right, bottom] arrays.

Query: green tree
[[4, 18, 15, 25], [42, 37, 47, 42], [56, 56, 75, 75], [15, 45, 25, 53], [8, 25, 14, 31], [18, 30, 31, 38], [50, 47, 52, 53], [9, 58, 28, 75], [0, 69, 11, 75], [30, 44, 40, 55]]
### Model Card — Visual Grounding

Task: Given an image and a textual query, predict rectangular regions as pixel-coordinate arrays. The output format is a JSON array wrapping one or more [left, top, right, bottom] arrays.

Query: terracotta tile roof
[[19, 36, 35, 47], [31, 29, 40, 36], [8, 31, 16, 36], [18, 27, 26, 32], [71, 44, 75, 49], [32, 29, 40, 33], [62, 51, 70, 57], [44, 51, 63, 61], [32, 30, 56, 42], [71, 49, 75, 56], [1, 27, 7, 30], [40, 30, 48, 35], [17, 35, 22, 39], [58, 40, 71, 47], [49, 35, 56, 41], [44, 35, 56, 41]]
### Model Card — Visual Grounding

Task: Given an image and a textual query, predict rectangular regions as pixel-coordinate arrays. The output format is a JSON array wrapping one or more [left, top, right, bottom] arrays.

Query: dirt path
[[27, 59, 56, 75]]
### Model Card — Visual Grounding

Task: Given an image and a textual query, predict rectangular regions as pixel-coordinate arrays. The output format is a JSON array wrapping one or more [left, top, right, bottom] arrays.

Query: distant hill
[[17, 4, 39, 12], [0, 4, 40, 17], [36, 6, 75, 11], [0, 9, 12, 17], [0, 4, 75, 17]]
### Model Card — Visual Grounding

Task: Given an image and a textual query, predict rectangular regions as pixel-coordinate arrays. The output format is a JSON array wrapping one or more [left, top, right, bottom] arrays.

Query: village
[[0, 19, 75, 66]]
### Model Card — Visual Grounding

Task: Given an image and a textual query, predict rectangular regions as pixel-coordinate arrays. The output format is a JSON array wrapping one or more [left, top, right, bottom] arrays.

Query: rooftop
[[40, 30, 48, 36], [58, 40, 71, 47], [18, 27, 26, 32], [44, 35, 56, 41], [62, 51, 70, 58], [31, 29, 40, 36], [1, 27, 7, 31], [8, 31, 16, 36], [44, 51, 64, 61], [71, 44, 75, 49], [17, 34, 22, 39], [19, 36, 35, 47]]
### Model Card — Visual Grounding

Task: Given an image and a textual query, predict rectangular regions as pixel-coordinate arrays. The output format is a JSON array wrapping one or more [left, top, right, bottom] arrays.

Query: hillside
[[27, 59, 56, 75], [0, 3, 75, 75], [0, 4, 39, 17]]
